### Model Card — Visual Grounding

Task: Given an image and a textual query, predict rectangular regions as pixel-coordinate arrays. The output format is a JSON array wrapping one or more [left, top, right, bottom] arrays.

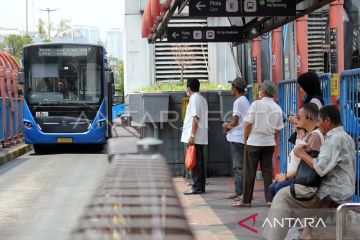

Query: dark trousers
[[242, 145, 274, 203], [189, 144, 206, 192], [269, 179, 293, 200], [230, 142, 245, 195]]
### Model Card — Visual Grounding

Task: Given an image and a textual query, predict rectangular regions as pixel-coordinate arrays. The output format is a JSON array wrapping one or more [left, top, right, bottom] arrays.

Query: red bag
[[185, 145, 196, 169]]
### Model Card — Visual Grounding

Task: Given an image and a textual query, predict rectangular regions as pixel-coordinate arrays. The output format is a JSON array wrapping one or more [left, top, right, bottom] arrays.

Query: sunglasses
[[296, 114, 309, 120]]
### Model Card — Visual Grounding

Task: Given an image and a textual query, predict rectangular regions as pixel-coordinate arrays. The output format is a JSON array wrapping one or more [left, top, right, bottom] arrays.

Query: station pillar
[[251, 37, 262, 100], [271, 27, 283, 176], [296, 15, 309, 107], [329, 0, 344, 105]]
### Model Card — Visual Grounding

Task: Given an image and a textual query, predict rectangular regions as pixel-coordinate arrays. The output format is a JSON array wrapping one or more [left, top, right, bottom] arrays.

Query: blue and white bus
[[20, 43, 114, 153]]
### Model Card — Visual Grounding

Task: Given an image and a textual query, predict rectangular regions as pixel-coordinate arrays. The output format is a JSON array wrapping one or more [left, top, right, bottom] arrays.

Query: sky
[[0, 0, 124, 38]]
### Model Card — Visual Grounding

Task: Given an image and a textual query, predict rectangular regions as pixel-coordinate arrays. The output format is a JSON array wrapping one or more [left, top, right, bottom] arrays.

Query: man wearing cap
[[223, 78, 250, 200]]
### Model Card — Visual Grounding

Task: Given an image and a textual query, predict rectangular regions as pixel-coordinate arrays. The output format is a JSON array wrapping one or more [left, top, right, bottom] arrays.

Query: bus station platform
[[173, 177, 359, 240]]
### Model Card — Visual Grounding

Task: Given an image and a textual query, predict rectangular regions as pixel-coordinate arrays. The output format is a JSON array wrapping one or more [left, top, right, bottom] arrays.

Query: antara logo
[[238, 214, 327, 234], [261, 218, 326, 228], [238, 213, 258, 233]]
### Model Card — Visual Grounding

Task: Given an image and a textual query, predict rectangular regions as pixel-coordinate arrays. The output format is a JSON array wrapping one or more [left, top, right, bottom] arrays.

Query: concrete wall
[[124, 0, 154, 95], [128, 91, 236, 177]]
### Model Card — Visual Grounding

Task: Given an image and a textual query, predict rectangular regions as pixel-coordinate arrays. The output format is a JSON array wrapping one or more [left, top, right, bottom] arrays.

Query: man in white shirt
[[181, 78, 208, 195], [234, 81, 284, 207], [222, 78, 250, 199]]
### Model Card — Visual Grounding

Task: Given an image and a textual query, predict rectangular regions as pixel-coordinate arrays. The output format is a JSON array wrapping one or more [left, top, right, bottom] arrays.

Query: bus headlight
[[96, 119, 106, 128], [24, 121, 33, 129]]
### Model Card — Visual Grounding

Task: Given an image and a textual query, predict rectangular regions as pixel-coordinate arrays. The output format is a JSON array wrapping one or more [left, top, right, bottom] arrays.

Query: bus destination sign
[[39, 47, 89, 57], [189, 0, 296, 17]]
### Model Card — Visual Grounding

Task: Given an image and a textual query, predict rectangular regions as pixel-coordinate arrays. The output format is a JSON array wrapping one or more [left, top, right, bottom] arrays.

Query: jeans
[[268, 179, 293, 200], [229, 142, 245, 196]]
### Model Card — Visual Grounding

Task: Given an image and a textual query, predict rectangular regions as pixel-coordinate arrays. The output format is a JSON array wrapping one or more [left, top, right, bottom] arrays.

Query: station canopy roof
[[146, 0, 335, 44]]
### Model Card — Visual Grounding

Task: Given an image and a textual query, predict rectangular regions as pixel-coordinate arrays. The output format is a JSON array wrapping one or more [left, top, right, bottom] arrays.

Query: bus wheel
[[92, 144, 105, 152], [33, 144, 45, 154]]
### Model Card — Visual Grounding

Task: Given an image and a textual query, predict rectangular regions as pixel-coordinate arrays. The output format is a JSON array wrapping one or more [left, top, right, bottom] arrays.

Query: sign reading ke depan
[[167, 27, 242, 42], [189, 0, 296, 17]]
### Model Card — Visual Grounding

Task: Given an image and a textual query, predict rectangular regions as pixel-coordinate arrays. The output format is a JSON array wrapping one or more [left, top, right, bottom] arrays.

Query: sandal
[[226, 193, 240, 199], [233, 196, 242, 201], [232, 202, 251, 208]]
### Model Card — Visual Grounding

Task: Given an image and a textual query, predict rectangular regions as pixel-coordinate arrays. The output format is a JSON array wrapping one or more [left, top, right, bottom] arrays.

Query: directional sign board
[[167, 27, 242, 42], [189, 0, 296, 17]]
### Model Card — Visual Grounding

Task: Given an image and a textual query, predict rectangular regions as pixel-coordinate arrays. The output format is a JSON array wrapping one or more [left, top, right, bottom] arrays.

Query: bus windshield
[[24, 45, 103, 105]]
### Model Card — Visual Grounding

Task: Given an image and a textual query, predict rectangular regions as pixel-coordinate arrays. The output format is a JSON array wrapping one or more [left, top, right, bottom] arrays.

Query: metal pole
[[26, 0, 28, 34], [47, 8, 50, 40], [40, 8, 59, 41]]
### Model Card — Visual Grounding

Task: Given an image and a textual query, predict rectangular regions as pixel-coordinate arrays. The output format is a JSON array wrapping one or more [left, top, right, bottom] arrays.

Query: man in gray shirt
[[263, 105, 355, 240]]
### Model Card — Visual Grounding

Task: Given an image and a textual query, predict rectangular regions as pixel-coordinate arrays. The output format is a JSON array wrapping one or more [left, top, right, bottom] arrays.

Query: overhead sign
[[189, 0, 296, 17], [167, 27, 242, 42]]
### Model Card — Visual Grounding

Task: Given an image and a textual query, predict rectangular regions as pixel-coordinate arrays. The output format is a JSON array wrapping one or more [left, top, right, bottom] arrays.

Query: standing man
[[235, 81, 284, 207], [223, 78, 250, 200], [181, 78, 208, 195]]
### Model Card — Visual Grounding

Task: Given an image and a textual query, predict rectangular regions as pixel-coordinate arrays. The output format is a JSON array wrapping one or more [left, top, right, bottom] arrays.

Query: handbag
[[290, 150, 322, 201], [185, 145, 196, 170], [288, 131, 297, 145]]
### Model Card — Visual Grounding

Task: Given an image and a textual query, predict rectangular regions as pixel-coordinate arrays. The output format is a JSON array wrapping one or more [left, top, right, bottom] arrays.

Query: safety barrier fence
[[278, 79, 298, 173], [320, 73, 331, 105], [0, 51, 22, 150], [0, 97, 23, 149], [340, 68, 360, 202], [71, 117, 194, 240]]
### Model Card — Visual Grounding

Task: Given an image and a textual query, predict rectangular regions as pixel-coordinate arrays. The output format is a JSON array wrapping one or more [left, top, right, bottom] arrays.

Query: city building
[[106, 28, 123, 60], [88, 26, 101, 44], [72, 25, 89, 44]]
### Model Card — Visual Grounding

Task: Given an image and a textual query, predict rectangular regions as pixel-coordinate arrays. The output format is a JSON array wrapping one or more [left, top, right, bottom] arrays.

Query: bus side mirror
[[18, 71, 25, 84], [106, 71, 114, 84]]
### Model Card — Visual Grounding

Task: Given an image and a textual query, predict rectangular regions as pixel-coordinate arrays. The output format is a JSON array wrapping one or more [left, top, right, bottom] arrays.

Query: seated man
[[263, 105, 356, 240]]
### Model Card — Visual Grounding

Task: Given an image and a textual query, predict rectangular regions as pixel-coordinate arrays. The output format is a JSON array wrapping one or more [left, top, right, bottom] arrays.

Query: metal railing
[[336, 203, 360, 240], [0, 98, 3, 145], [72, 117, 194, 240], [0, 51, 23, 148], [319, 73, 331, 105], [340, 68, 360, 202], [278, 79, 298, 172]]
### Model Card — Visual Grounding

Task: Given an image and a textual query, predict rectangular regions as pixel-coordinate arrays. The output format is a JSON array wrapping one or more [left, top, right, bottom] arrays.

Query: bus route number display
[[39, 48, 89, 57]]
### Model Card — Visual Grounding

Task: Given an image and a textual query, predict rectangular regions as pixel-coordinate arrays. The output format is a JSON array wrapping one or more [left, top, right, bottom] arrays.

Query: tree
[[37, 18, 71, 42], [0, 34, 33, 60], [172, 44, 195, 83], [117, 60, 124, 90]]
